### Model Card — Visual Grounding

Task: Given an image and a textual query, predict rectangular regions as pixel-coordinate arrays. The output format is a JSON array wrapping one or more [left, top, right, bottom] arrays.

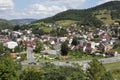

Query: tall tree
[[61, 41, 69, 56], [0, 43, 4, 55], [71, 37, 78, 46], [13, 25, 20, 31]]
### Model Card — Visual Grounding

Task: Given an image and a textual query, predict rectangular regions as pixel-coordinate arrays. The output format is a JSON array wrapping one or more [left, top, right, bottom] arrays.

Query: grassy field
[[104, 62, 120, 70], [104, 62, 120, 80], [34, 53, 102, 62], [56, 20, 78, 27], [95, 10, 114, 24], [43, 27, 52, 33]]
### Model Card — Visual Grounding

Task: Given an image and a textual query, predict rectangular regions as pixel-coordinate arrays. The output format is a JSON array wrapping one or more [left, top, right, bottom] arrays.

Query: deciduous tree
[[0, 55, 18, 80]]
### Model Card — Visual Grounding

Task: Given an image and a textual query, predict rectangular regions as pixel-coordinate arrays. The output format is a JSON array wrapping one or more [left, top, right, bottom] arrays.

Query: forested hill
[[0, 19, 14, 30], [34, 1, 120, 27]]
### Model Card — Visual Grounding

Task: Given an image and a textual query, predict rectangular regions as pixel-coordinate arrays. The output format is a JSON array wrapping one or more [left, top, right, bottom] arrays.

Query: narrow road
[[22, 47, 36, 65]]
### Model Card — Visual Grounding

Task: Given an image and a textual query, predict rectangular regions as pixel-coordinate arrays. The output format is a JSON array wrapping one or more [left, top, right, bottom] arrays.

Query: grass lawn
[[67, 54, 101, 61], [56, 20, 78, 27], [34, 52, 101, 63], [43, 27, 52, 33], [22, 65, 41, 71], [104, 62, 120, 70], [95, 10, 114, 24]]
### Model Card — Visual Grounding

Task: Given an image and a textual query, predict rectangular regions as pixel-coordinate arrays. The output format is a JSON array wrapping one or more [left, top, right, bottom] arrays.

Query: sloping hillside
[[90, 1, 120, 24], [33, 1, 120, 27], [0, 19, 13, 30]]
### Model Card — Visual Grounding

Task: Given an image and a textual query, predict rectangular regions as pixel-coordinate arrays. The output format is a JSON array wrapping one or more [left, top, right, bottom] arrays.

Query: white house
[[4, 41, 18, 49], [59, 37, 67, 42], [13, 31, 23, 35]]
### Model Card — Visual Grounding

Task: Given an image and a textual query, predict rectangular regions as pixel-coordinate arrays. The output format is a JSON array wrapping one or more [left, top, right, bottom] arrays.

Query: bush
[[69, 50, 83, 59]]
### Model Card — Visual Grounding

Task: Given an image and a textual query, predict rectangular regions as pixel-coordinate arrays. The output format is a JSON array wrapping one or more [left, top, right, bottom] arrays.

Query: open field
[[56, 20, 78, 27], [104, 62, 120, 80], [104, 62, 120, 70], [43, 27, 52, 33], [95, 10, 114, 24]]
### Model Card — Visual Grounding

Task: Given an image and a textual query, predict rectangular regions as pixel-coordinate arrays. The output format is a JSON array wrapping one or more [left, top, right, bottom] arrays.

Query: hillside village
[[0, 21, 120, 62]]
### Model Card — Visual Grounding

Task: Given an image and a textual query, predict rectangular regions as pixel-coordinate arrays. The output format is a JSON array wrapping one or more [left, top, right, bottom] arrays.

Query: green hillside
[[56, 20, 78, 27], [34, 1, 120, 27], [0, 19, 14, 30]]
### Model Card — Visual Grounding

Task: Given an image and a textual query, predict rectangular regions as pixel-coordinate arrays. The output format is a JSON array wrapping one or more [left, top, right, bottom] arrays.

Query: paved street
[[27, 47, 33, 60], [22, 47, 37, 65]]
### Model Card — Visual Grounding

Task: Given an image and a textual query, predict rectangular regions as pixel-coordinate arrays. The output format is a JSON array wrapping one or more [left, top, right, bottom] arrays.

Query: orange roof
[[10, 53, 17, 58], [107, 50, 116, 53]]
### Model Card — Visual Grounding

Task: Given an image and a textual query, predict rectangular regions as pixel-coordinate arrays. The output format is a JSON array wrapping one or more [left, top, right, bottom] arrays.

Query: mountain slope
[[34, 1, 120, 27]]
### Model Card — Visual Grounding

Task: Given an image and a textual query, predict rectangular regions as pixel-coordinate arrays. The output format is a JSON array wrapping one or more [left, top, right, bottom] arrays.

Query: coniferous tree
[[71, 37, 78, 46], [61, 41, 69, 56]]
